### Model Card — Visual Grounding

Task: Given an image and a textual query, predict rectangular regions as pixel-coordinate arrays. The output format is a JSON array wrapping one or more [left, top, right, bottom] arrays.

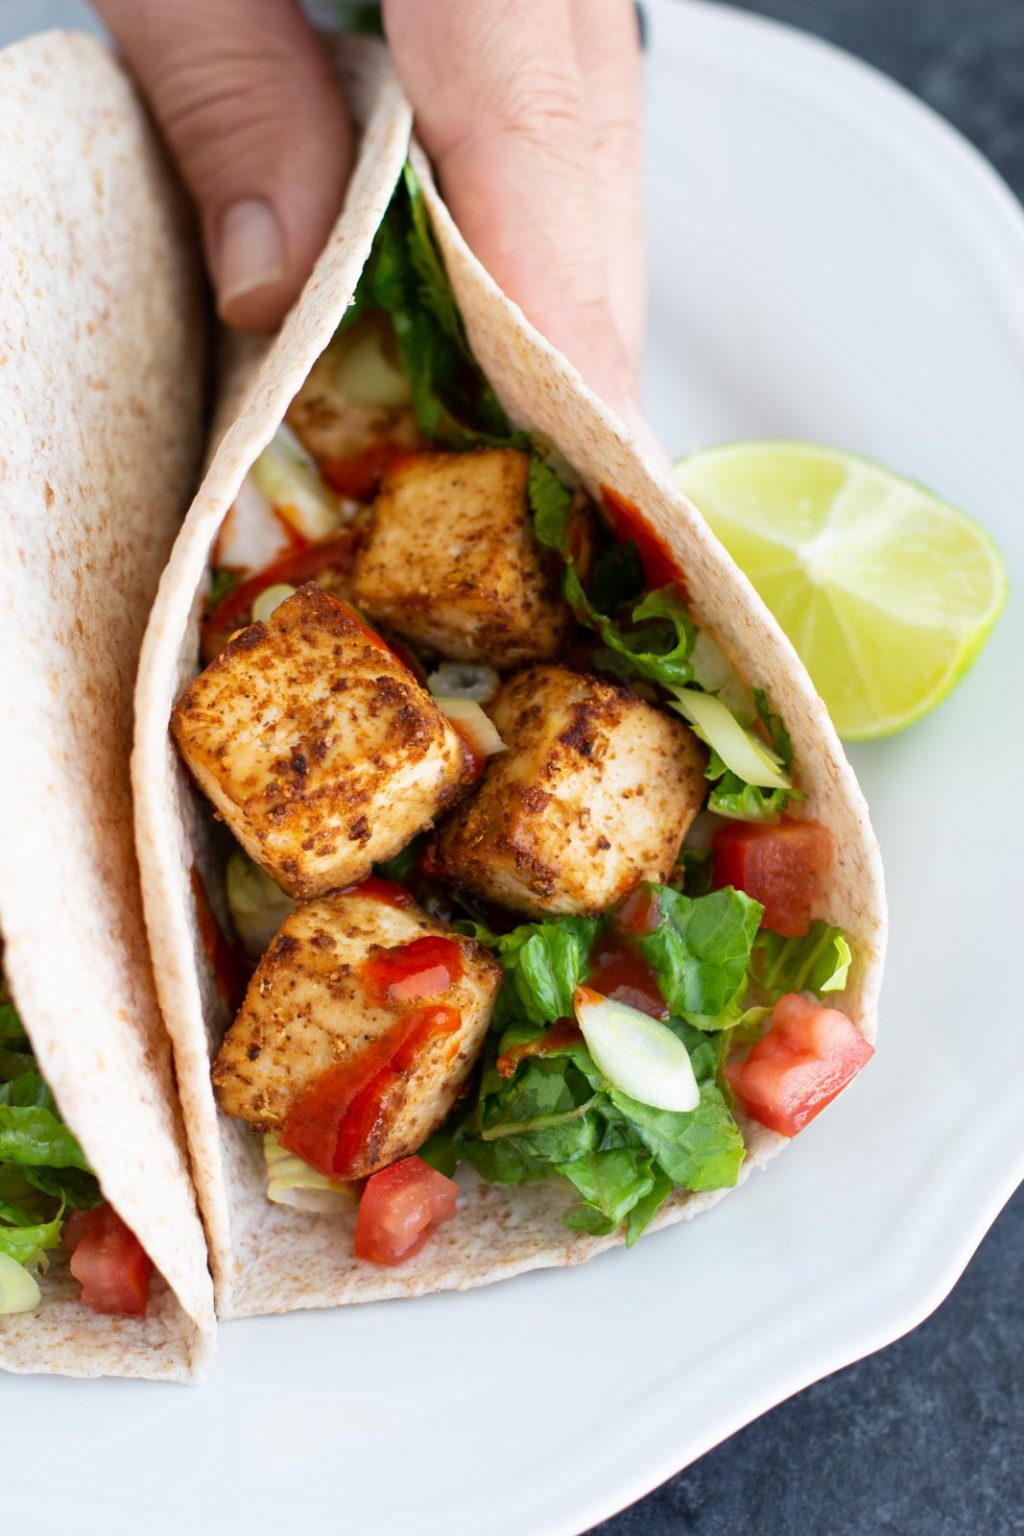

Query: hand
[[95, 0, 646, 424]]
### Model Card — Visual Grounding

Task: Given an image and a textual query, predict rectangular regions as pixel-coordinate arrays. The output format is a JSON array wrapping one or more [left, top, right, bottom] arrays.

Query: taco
[[134, 45, 886, 1319], [0, 33, 214, 1379]]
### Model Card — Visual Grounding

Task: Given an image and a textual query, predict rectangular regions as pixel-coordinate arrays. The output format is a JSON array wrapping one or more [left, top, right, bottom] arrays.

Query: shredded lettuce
[[362, 164, 513, 448], [0, 1010, 101, 1289], [634, 885, 763, 1029], [433, 885, 760, 1238], [704, 689, 804, 821], [751, 922, 853, 1000]]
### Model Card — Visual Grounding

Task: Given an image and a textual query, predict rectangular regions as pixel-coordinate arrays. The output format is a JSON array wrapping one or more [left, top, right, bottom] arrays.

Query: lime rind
[[674, 441, 1008, 740]]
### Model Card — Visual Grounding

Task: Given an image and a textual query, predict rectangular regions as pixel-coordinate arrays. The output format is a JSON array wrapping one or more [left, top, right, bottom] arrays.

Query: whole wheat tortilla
[[134, 44, 886, 1321], [0, 32, 214, 1379]]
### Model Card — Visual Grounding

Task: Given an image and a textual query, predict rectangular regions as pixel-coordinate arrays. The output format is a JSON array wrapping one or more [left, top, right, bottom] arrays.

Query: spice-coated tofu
[[285, 327, 421, 486], [212, 885, 502, 1178], [351, 448, 572, 668], [172, 585, 473, 900], [430, 666, 708, 917]]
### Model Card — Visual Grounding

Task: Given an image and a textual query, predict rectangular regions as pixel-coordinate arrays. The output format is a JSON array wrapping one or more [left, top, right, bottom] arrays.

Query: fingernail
[[216, 198, 286, 317]]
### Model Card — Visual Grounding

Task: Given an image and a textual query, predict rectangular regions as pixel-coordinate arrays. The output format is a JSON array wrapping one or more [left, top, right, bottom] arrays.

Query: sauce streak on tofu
[[361, 934, 465, 1007], [281, 1004, 462, 1178], [601, 485, 688, 597]]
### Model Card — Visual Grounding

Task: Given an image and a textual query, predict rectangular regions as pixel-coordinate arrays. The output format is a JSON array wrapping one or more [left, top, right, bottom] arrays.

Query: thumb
[[96, 0, 354, 331], [383, 0, 638, 420]]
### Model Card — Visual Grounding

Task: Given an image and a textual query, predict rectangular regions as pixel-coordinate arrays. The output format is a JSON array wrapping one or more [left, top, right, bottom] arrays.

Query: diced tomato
[[201, 530, 360, 662], [354, 1157, 458, 1266], [713, 818, 832, 937], [65, 1204, 153, 1317], [725, 991, 873, 1137]]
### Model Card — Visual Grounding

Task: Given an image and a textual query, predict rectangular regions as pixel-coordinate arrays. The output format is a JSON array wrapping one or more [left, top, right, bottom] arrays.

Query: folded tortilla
[[133, 41, 887, 1320], [0, 33, 214, 1379]]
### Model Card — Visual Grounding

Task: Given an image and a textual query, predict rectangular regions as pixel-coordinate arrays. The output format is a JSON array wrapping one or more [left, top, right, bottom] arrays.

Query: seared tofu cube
[[351, 448, 571, 668], [285, 324, 421, 496], [431, 665, 708, 916], [212, 885, 502, 1178], [172, 585, 473, 900]]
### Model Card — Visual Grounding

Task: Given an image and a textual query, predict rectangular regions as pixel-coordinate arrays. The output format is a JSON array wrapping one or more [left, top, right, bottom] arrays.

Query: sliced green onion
[[263, 1136, 353, 1212], [433, 696, 506, 757], [251, 425, 342, 542], [0, 1251, 41, 1314], [427, 662, 500, 703], [251, 584, 297, 625], [226, 852, 295, 960], [334, 317, 412, 409], [668, 687, 791, 791], [573, 985, 699, 1112], [821, 934, 853, 993], [689, 630, 755, 722]]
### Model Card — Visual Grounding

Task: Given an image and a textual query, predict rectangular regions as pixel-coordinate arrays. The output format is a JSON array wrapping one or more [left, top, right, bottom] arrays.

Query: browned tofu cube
[[285, 323, 421, 486], [351, 448, 571, 668], [212, 884, 502, 1178], [172, 585, 473, 899], [430, 665, 708, 916]]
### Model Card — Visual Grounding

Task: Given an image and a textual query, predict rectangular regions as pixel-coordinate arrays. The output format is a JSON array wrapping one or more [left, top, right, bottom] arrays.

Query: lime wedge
[[674, 442, 1008, 740]]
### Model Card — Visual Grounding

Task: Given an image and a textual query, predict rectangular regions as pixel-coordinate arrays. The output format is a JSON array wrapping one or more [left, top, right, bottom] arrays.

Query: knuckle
[[150, 46, 297, 197]]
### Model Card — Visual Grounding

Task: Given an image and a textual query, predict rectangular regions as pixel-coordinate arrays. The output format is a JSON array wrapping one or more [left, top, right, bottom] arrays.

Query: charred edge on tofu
[[174, 161, 859, 1251]]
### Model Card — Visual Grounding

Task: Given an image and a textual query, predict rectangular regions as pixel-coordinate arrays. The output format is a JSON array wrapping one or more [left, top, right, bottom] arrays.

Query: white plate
[[8, 3, 1024, 1532]]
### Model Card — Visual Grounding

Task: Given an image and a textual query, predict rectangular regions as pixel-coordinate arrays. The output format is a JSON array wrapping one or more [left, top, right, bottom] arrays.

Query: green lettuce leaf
[[492, 917, 600, 1028], [0, 1106, 94, 1171], [606, 1021, 744, 1192], [559, 1148, 656, 1235], [750, 922, 853, 1000], [625, 1169, 675, 1246], [527, 457, 575, 555], [705, 687, 803, 821], [637, 885, 763, 1027], [0, 1206, 63, 1267], [562, 568, 696, 687], [367, 164, 512, 448]]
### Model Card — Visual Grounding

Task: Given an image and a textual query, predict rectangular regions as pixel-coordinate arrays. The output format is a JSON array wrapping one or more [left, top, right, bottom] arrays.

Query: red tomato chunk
[[65, 1203, 153, 1316], [355, 1157, 458, 1266], [725, 991, 874, 1137], [713, 818, 832, 937]]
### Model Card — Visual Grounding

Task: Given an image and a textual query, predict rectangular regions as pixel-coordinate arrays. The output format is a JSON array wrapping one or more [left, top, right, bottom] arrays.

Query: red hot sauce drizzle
[[496, 1018, 583, 1079], [585, 883, 667, 1020], [600, 485, 689, 598], [280, 923, 465, 1178]]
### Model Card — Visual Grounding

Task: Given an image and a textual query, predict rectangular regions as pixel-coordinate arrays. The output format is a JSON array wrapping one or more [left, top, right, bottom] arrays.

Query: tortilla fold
[[133, 43, 886, 1320], [0, 32, 214, 1379]]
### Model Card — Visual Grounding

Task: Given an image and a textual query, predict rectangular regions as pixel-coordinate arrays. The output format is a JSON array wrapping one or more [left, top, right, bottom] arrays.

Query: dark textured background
[[595, 2, 1024, 1532]]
